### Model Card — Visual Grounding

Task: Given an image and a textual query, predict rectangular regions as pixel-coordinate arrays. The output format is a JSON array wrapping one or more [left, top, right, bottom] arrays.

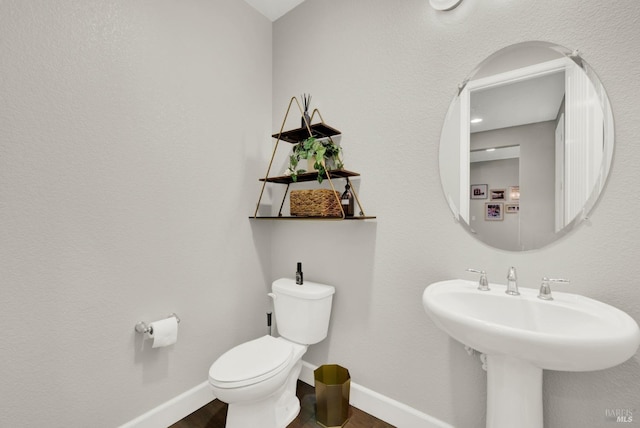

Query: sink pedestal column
[[486, 355, 543, 428]]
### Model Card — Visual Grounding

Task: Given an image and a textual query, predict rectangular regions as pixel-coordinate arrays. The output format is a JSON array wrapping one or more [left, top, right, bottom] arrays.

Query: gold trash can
[[314, 364, 351, 428]]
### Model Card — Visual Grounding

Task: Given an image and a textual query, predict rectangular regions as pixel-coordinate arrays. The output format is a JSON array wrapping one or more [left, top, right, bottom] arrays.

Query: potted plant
[[286, 136, 344, 183]]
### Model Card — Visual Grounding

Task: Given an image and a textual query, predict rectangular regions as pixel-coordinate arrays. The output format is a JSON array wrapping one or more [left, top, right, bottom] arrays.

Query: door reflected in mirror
[[438, 41, 614, 251]]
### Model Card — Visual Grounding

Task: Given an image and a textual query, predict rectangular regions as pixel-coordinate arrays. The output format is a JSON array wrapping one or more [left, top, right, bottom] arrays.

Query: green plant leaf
[[287, 136, 344, 184]]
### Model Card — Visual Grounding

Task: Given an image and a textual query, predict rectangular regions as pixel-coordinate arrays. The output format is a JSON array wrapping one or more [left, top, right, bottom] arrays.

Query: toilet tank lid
[[273, 278, 335, 299]]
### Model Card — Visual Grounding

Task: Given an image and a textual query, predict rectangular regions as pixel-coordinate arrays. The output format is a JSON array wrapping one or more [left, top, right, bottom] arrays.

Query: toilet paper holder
[[135, 313, 180, 335]]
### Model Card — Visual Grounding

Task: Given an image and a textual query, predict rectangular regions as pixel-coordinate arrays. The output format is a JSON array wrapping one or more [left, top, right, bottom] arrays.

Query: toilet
[[208, 278, 335, 428]]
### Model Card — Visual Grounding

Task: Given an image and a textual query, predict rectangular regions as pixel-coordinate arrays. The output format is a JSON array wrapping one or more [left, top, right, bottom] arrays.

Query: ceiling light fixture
[[470, 118, 483, 124], [429, 0, 463, 11]]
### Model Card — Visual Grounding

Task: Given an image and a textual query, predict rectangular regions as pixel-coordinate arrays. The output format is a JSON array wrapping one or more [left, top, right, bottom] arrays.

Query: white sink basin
[[423, 279, 640, 371], [423, 279, 640, 428]]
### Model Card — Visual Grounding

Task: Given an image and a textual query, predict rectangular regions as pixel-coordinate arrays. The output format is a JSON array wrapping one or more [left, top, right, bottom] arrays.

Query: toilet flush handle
[[268, 292, 276, 300]]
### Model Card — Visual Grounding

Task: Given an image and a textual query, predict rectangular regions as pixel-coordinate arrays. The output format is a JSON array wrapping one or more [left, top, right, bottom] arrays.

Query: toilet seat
[[209, 335, 293, 389]]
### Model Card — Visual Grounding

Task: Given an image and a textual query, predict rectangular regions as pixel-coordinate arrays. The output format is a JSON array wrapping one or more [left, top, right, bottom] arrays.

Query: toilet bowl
[[208, 278, 335, 428], [209, 335, 307, 427]]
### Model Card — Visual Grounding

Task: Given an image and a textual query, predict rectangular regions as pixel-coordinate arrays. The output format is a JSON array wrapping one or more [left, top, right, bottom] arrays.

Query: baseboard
[[120, 361, 453, 428], [118, 381, 212, 428], [299, 361, 453, 428]]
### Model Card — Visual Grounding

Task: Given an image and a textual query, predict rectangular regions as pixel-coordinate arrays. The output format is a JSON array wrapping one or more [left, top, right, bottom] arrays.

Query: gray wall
[[0, 1, 273, 426], [272, 1, 640, 428]]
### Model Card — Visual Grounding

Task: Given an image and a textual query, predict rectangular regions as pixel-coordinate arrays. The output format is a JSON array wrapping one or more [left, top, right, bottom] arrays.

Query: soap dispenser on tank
[[296, 262, 303, 285]]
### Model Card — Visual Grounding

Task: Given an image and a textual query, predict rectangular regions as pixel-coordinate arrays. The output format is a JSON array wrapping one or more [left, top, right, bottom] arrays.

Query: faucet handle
[[538, 277, 570, 301], [507, 266, 517, 280], [466, 268, 490, 291]]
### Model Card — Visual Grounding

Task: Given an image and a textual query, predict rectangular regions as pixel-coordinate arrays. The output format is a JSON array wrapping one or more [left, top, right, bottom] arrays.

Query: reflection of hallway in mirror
[[470, 152, 520, 250], [470, 120, 557, 250]]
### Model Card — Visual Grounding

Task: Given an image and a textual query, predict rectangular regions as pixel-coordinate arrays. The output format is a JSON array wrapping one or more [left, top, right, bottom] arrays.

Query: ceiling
[[244, 0, 307, 21], [470, 71, 565, 134]]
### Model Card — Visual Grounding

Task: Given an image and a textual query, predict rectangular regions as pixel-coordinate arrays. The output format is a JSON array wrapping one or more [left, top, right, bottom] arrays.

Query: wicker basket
[[290, 189, 342, 217]]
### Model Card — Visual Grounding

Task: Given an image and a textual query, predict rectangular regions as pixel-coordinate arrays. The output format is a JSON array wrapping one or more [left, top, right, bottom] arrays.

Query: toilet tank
[[272, 278, 335, 345]]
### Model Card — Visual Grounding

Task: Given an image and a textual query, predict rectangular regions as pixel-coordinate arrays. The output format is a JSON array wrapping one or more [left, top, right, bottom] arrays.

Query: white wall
[[0, 1, 272, 426], [272, 1, 640, 427]]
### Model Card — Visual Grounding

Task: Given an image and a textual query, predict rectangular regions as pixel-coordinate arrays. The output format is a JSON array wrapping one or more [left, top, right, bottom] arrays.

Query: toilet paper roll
[[148, 317, 178, 348]]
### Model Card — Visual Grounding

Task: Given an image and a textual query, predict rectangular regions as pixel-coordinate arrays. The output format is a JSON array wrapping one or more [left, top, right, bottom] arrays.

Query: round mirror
[[439, 41, 614, 251]]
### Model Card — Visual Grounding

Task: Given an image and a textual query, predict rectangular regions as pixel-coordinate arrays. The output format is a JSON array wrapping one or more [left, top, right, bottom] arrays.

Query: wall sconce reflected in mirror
[[430, 0, 463, 11], [510, 186, 520, 201]]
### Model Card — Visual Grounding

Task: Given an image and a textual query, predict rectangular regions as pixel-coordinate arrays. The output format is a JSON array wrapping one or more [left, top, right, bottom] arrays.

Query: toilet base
[[226, 394, 300, 428]]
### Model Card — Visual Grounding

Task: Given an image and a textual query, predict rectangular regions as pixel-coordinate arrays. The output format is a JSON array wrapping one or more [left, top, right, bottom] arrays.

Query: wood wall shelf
[[272, 123, 341, 144], [259, 169, 360, 184], [249, 216, 377, 221]]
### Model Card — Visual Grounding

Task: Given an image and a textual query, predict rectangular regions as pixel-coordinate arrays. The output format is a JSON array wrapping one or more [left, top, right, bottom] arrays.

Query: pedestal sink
[[422, 279, 640, 428]]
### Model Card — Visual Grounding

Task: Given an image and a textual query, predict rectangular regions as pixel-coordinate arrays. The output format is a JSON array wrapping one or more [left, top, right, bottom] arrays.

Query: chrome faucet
[[538, 277, 570, 300], [506, 266, 519, 295]]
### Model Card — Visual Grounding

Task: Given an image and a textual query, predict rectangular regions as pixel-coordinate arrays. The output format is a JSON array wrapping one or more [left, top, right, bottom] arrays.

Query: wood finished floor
[[169, 380, 395, 428]]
